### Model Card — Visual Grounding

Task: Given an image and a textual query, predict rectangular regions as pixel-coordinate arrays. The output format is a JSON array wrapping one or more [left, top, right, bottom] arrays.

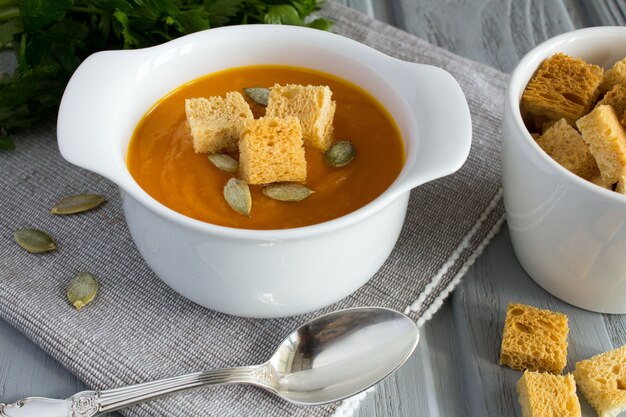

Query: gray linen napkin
[[0, 2, 507, 416]]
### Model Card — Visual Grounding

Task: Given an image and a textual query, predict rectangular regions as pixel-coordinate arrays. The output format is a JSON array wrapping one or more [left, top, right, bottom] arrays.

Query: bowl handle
[[392, 61, 472, 192], [57, 51, 138, 185]]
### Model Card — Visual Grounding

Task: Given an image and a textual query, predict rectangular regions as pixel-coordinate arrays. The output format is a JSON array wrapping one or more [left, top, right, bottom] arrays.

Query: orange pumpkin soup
[[127, 65, 404, 229]]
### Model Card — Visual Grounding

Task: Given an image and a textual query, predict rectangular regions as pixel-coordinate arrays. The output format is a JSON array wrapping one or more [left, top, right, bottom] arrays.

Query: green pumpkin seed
[[208, 154, 239, 173], [51, 194, 106, 215], [244, 87, 270, 106], [324, 140, 356, 168], [263, 183, 314, 202], [13, 228, 56, 253], [67, 272, 98, 310], [224, 178, 251, 216]]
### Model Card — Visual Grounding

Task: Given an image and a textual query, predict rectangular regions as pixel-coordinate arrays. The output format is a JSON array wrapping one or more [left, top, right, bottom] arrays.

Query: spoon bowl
[[0, 307, 419, 417], [268, 307, 420, 405]]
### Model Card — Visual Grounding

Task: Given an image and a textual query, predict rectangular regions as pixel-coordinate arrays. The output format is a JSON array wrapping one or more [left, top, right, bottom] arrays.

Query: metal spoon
[[0, 307, 419, 417]]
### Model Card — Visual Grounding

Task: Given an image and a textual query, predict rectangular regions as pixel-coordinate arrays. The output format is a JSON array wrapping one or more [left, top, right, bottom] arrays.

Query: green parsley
[[0, 0, 331, 149]]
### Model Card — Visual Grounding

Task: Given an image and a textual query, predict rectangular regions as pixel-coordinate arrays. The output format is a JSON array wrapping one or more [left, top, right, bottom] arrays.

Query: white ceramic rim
[[508, 26, 626, 206], [112, 26, 423, 241]]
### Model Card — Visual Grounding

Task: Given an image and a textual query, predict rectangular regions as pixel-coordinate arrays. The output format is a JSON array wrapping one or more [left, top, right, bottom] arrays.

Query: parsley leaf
[[17, 0, 73, 32], [264, 5, 302, 26], [204, 0, 246, 27]]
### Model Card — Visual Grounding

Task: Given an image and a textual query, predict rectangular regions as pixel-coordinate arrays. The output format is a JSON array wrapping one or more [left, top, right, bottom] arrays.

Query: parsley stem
[[0, 6, 19, 20]]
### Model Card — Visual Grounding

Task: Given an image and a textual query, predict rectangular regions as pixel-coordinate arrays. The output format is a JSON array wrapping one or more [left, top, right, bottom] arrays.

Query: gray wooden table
[[2, 1, 626, 416]]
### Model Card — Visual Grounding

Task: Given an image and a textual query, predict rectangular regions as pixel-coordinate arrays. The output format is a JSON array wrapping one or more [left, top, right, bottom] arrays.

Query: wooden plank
[[331, 0, 396, 25], [419, 303, 469, 417], [353, 335, 432, 416], [331, 0, 375, 18], [0, 318, 85, 402], [353, 302, 467, 417], [578, 0, 626, 26], [563, 0, 592, 28], [390, 0, 580, 72]]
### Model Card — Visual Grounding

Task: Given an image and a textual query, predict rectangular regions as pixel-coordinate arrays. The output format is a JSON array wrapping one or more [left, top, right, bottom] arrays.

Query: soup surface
[[127, 65, 404, 229]]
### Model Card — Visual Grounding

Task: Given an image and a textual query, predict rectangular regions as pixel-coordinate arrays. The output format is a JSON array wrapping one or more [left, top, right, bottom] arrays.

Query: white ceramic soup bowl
[[58, 25, 471, 318], [503, 27, 626, 314]]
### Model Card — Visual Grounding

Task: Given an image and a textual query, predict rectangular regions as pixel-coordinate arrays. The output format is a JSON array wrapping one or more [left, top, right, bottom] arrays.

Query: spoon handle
[[96, 365, 263, 414], [0, 365, 267, 417]]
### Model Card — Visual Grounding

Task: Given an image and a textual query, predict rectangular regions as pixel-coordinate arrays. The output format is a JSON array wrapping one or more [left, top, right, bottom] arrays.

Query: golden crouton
[[574, 344, 626, 417], [185, 92, 253, 154], [266, 84, 336, 151], [541, 119, 558, 134], [597, 84, 626, 117], [239, 117, 306, 185], [601, 57, 626, 93], [521, 53, 603, 125], [499, 303, 569, 374], [591, 174, 612, 190], [576, 105, 626, 185], [517, 371, 581, 417], [536, 118, 599, 180]]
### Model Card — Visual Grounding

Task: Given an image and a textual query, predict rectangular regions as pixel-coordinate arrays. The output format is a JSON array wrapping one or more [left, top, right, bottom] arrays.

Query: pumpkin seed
[[244, 87, 270, 106], [224, 178, 251, 216], [208, 154, 239, 173], [51, 194, 106, 215], [67, 272, 98, 310], [324, 140, 356, 168], [13, 228, 56, 253], [263, 183, 314, 202]]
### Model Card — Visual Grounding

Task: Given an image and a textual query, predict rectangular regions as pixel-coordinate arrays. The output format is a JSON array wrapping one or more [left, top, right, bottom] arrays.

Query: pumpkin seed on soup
[[14, 228, 56, 253], [263, 183, 314, 202], [67, 272, 99, 310], [324, 140, 356, 168], [243, 87, 270, 106], [208, 154, 239, 173], [51, 194, 106, 215], [224, 178, 251, 217]]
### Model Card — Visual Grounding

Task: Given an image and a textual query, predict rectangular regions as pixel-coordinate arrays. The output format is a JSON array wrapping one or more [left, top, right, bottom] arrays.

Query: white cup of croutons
[[57, 25, 471, 318], [503, 26, 626, 314]]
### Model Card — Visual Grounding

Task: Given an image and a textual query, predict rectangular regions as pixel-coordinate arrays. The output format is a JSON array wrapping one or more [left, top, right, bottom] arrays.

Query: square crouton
[[266, 84, 336, 151], [536, 118, 599, 180], [239, 117, 306, 184], [576, 105, 626, 185], [541, 119, 558, 133], [591, 174, 613, 190], [601, 57, 626, 93], [521, 53, 603, 125], [517, 371, 581, 417], [499, 303, 569, 374], [574, 344, 626, 417], [597, 84, 626, 117], [185, 92, 253, 154]]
